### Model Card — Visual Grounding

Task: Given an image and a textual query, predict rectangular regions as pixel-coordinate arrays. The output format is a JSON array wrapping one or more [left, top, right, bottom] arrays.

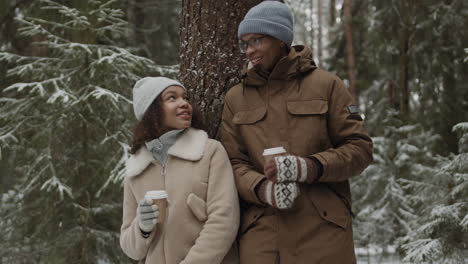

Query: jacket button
[[323, 211, 327, 217]]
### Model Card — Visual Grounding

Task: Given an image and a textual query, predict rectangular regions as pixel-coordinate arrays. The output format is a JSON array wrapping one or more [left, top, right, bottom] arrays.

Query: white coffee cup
[[144, 190, 168, 224], [262, 147, 287, 164]]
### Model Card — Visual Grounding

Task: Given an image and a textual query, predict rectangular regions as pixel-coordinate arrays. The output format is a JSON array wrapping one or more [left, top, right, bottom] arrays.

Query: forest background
[[0, 0, 467, 263]]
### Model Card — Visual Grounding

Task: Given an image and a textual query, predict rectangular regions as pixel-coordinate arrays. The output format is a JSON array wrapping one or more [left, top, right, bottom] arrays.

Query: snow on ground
[[356, 245, 401, 264]]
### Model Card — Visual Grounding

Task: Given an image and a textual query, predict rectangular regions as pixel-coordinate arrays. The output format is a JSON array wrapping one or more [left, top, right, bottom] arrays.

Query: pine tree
[[126, 0, 181, 65], [352, 120, 435, 250], [306, 0, 468, 261], [351, 82, 443, 255], [329, 0, 468, 151], [400, 123, 468, 263], [179, 0, 261, 138], [0, 0, 174, 262]]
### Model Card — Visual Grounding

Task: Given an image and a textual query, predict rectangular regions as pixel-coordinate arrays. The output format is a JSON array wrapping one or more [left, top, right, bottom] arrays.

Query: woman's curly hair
[[129, 97, 205, 154]]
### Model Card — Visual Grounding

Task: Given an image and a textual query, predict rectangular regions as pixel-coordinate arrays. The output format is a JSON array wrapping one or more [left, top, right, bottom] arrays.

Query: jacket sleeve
[[181, 141, 240, 264], [221, 97, 265, 205], [119, 179, 155, 260], [311, 78, 373, 182]]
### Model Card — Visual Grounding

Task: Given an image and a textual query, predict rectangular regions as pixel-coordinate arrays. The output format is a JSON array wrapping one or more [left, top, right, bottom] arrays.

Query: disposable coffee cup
[[144, 190, 168, 224], [262, 147, 287, 164]]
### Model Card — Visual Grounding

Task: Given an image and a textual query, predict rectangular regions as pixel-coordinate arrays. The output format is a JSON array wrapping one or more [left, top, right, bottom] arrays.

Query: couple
[[120, 1, 373, 264]]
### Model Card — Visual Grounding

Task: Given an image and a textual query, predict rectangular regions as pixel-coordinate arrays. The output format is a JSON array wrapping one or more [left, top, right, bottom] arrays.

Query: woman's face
[[160, 85, 193, 131]]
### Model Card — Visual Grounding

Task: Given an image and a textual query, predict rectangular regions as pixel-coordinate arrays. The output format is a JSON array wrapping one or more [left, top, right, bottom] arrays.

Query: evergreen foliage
[[275, 2, 468, 262], [0, 0, 175, 262], [330, 0, 468, 152], [1, 0, 467, 262], [400, 123, 468, 263], [326, 0, 468, 262], [352, 120, 440, 249], [126, 0, 181, 65]]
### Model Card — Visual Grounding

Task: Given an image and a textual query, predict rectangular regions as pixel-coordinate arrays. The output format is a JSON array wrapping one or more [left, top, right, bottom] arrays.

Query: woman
[[120, 77, 239, 264]]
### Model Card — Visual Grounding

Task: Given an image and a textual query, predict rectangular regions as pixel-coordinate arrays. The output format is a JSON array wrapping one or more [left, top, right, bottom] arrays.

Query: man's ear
[[280, 41, 285, 48]]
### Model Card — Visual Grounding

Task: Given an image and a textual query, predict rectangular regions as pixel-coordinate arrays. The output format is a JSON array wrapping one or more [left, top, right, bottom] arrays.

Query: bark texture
[[399, 27, 409, 118], [328, 0, 335, 48], [309, 0, 314, 55], [344, 0, 357, 99], [179, 0, 261, 138], [317, 0, 323, 64]]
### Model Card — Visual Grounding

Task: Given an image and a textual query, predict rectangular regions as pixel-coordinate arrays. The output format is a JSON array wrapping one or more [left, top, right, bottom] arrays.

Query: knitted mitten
[[264, 155, 319, 184], [137, 197, 159, 235], [257, 180, 300, 209]]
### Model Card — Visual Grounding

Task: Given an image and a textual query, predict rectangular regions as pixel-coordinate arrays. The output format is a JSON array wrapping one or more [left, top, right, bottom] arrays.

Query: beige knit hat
[[132, 77, 185, 121]]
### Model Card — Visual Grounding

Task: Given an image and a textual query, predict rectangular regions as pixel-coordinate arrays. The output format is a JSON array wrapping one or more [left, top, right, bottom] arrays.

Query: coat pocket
[[286, 100, 329, 153], [306, 184, 351, 229], [233, 107, 266, 125], [286, 100, 328, 115], [186, 193, 207, 222]]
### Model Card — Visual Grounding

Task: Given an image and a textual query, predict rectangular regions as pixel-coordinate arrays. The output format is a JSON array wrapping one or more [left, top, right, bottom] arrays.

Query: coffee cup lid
[[262, 147, 286, 156], [145, 190, 168, 199]]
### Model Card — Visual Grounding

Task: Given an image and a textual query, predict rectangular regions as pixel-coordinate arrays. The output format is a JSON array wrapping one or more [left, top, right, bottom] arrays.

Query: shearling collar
[[125, 128, 208, 178]]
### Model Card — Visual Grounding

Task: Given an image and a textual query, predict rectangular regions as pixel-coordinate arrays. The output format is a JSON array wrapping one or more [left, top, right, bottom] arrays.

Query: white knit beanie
[[132, 77, 186, 121], [238, 0, 294, 48]]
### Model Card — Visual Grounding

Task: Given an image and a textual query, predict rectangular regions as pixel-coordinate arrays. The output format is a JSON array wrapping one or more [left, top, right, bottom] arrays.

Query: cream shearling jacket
[[120, 128, 240, 264]]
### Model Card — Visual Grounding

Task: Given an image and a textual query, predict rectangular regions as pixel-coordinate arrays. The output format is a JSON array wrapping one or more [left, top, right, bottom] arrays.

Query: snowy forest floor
[[356, 245, 401, 264]]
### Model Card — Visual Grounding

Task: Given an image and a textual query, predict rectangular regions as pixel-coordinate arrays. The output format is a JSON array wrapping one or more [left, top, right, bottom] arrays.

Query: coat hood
[[242, 45, 317, 87], [125, 128, 208, 178]]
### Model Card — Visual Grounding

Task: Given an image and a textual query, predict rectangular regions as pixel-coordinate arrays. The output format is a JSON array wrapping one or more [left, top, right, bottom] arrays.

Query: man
[[221, 1, 373, 263]]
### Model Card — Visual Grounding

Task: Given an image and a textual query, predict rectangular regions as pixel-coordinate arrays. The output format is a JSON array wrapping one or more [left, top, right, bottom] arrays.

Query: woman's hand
[[137, 197, 159, 234]]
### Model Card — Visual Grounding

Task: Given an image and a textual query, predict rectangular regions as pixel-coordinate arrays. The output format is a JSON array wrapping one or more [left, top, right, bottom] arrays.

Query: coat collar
[[125, 128, 208, 178], [242, 45, 317, 87]]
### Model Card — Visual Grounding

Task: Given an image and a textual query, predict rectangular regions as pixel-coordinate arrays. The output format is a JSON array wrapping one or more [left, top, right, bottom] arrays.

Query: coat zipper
[[160, 156, 169, 178], [160, 158, 168, 264]]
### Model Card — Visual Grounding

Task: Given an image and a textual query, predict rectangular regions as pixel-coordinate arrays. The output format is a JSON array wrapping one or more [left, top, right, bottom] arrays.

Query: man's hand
[[256, 179, 299, 209], [264, 155, 319, 184]]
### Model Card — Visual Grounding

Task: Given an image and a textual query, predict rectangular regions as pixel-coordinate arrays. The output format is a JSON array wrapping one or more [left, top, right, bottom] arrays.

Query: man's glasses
[[239, 36, 266, 53]]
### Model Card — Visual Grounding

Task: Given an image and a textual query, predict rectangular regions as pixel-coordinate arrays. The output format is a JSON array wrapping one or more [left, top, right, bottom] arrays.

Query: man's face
[[240, 33, 286, 71]]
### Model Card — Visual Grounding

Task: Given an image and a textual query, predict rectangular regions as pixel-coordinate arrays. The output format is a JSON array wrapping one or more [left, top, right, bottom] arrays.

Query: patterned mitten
[[264, 155, 319, 184], [257, 180, 300, 209], [137, 197, 159, 234]]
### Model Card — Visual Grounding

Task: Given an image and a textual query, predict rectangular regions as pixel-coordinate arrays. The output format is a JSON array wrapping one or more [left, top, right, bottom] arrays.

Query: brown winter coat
[[221, 46, 373, 263], [120, 128, 240, 264]]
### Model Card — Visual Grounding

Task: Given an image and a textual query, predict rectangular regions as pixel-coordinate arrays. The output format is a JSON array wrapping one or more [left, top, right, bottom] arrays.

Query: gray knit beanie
[[132, 77, 185, 121], [238, 0, 294, 48]]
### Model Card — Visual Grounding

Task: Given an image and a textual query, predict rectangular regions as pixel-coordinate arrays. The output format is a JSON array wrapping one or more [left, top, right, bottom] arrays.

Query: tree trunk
[[344, 0, 357, 100], [398, 27, 410, 122], [125, 0, 180, 65], [328, 0, 335, 46], [298, 2, 308, 47], [0, 0, 34, 54], [438, 31, 462, 154], [388, 79, 399, 111], [317, 0, 323, 64], [179, 0, 261, 138], [301, 17, 309, 47], [309, 0, 314, 56], [126, 0, 146, 50]]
